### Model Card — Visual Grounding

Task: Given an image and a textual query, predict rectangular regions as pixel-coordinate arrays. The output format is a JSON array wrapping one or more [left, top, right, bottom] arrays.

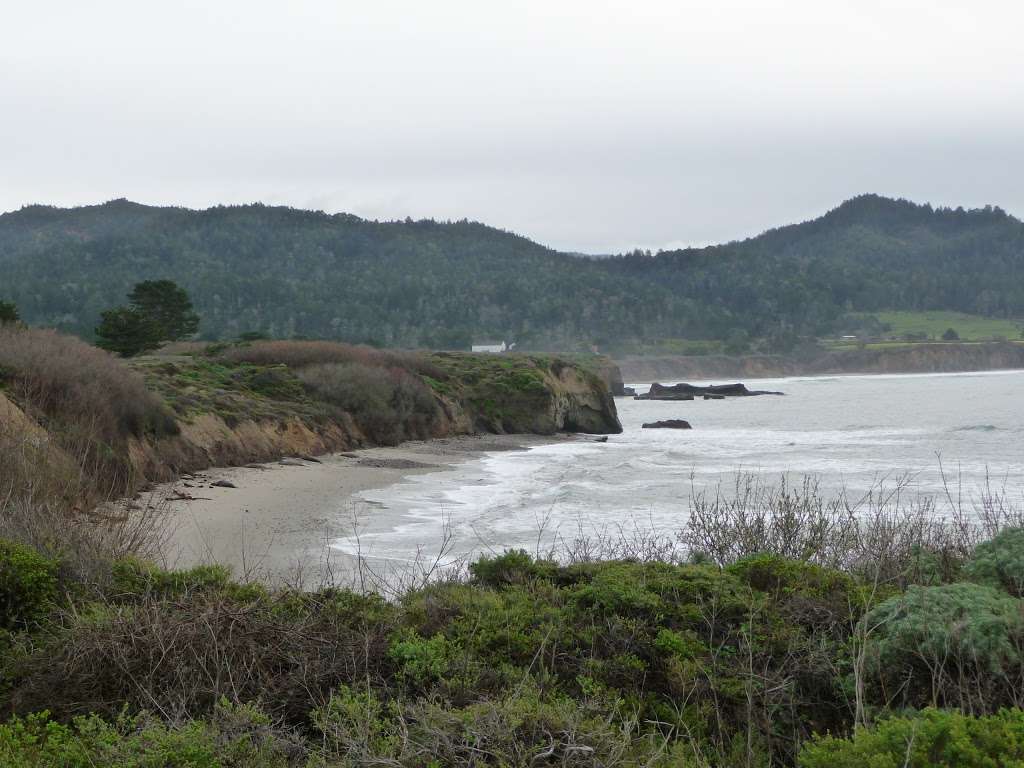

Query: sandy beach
[[151, 433, 576, 586]]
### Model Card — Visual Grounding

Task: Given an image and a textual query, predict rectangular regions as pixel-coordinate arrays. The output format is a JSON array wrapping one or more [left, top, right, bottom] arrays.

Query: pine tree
[[95, 307, 161, 357], [0, 300, 19, 325], [128, 280, 199, 341]]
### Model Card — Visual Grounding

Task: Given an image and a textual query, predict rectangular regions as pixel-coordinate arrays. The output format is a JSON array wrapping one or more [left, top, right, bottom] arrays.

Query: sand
[[149, 434, 577, 586]]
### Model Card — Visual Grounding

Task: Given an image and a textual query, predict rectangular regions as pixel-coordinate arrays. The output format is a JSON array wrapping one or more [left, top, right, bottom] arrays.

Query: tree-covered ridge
[[2, 194, 1022, 349]]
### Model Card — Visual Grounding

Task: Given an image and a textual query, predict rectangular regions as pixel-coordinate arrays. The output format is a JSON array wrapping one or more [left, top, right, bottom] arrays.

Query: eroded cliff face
[[541, 362, 622, 434], [2, 353, 621, 500], [126, 413, 360, 483], [430, 356, 621, 436], [618, 342, 1024, 382]]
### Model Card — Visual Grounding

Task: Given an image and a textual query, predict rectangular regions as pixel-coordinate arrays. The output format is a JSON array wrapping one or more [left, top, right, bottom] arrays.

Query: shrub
[[110, 559, 234, 600], [313, 682, 672, 767], [800, 708, 1024, 767], [681, 473, 975, 587], [964, 527, 1024, 596], [216, 340, 445, 379], [861, 582, 1024, 710], [0, 540, 59, 630], [0, 301, 19, 325], [469, 549, 558, 587], [297, 363, 441, 444], [0, 326, 177, 497], [0, 700, 302, 767], [3, 589, 395, 724]]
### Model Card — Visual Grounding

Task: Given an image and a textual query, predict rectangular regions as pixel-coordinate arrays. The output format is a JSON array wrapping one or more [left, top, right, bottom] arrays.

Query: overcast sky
[[2, 1, 1022, 253]]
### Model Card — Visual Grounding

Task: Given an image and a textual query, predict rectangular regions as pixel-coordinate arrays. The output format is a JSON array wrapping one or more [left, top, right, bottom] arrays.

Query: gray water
[[334, 370, 1024, 564]]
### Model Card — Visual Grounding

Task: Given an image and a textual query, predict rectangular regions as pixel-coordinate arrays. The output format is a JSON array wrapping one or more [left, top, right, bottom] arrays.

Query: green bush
[[469, 549, 558, 587], [110, 558, 238, 600], [0, 700, 299, 767], [861, 583, 1024, 709], [313, 682, 675, 767], [0, 541, 59, 630], [964, 527, 1024, 596], [800, 708, 1024, 767]]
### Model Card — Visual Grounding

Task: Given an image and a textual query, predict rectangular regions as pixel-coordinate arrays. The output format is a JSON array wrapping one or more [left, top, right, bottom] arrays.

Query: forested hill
[[2, 194, 1022, 349]]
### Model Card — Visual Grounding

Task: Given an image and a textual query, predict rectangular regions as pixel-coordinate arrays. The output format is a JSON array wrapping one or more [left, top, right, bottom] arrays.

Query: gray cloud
[[2, 0, 1022, 252]]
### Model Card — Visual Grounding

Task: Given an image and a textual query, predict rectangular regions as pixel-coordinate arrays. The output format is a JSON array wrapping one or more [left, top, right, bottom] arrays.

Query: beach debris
[[299, 454, 323, 463], [279, 458, 306, 467], [169, 489, 212, 501], [211, 479, 237, 488]]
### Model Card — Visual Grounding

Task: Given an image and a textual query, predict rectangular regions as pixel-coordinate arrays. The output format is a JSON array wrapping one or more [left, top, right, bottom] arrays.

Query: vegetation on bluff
[[2, 195, 1023, 350]]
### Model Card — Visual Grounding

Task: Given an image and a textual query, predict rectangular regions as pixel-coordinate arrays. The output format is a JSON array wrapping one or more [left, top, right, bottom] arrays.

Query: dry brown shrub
[[1, 406, 170, 583], [0, 326, 177, 496], [6, 591, 394, 725], [216, 339, 445, 379], [678, 472, 1021, 587]]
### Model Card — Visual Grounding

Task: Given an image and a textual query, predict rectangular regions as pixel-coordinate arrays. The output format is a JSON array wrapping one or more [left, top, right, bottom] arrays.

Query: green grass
[[869, 311, 1024, 341]]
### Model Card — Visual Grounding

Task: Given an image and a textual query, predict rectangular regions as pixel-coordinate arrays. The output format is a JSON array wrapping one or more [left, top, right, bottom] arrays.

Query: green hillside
[[1, 194, 1022, 350]]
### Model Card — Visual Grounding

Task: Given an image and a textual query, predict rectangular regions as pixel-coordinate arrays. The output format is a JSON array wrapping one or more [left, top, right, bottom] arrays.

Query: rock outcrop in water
[[642, 419, 692, 429], [635, 382, 784, 400]]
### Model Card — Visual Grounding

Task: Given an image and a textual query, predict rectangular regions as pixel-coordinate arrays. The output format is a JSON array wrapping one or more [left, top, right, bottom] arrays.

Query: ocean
[[333, 369, 1024, 566]]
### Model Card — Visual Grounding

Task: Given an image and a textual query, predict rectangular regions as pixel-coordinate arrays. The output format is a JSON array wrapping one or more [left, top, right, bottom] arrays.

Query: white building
[[471, 340, 508, 353]]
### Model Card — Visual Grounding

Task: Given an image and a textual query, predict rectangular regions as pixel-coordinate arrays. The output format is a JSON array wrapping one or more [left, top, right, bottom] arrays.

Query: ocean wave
[[951, 424, 1000, 432]]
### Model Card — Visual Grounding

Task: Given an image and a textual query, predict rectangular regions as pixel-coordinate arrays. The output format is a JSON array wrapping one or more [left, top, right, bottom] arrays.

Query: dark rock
[[298, 454, 322, 463], [642, 419, 692, 429], [211, 479, 237, 488], [635, 381, 783, 400]]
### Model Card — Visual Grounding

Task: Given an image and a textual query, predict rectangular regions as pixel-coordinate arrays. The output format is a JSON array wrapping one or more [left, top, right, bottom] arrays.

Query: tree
[[95, 307, 161, 357], [942, 327, 960, 341], [0, 300, 19, 325], [127, 280, 199, 341]]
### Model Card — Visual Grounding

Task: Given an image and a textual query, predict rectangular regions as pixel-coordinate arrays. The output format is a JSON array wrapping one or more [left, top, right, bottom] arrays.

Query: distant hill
[[1, 194, 1022, 349]]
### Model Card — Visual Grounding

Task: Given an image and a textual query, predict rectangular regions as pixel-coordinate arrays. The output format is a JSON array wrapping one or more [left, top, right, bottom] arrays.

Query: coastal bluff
[[618, 341, 1024, 381]]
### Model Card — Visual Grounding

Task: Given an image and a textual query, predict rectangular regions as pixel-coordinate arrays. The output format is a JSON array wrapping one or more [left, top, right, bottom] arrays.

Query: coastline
[[616, 341, 1024, 382], [151, 433, 573, 586]]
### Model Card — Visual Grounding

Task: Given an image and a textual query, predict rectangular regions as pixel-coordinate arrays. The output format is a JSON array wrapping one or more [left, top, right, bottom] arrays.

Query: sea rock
[[635, 382, 784, 400], [642, 419, 692, 429]]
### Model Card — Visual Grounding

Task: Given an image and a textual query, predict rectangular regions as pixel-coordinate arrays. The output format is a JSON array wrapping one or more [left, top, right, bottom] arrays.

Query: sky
[[2, 0, 1022, 253]]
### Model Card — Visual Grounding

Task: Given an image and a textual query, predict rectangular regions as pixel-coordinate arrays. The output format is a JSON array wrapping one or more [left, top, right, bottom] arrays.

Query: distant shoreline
[[617, 341, 1024, 382]]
